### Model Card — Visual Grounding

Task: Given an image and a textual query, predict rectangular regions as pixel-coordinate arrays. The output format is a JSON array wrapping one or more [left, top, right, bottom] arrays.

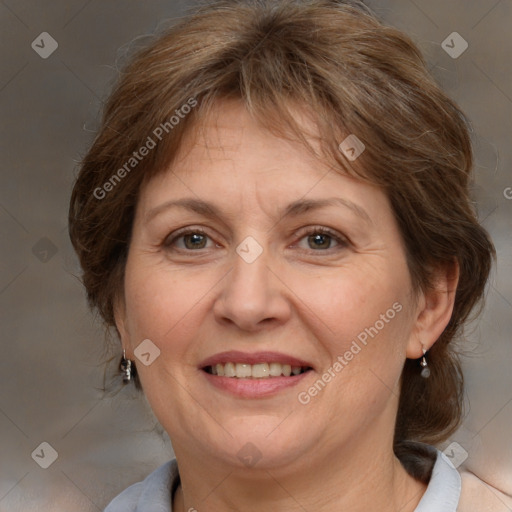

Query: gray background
[[0, 0, 511, 510]]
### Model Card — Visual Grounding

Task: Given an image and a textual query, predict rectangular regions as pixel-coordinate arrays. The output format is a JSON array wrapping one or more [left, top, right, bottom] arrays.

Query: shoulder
[[401, 442, 512, 511], [104, 459, 179, 512], [458, 470, 512, 512]]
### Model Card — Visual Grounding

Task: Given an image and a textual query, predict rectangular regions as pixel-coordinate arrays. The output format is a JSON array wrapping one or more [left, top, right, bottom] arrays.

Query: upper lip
[[199, 351, 314, 370]]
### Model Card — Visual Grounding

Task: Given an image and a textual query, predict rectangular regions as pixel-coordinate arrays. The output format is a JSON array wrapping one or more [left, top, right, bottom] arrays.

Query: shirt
[[104, 447, 461, 511]]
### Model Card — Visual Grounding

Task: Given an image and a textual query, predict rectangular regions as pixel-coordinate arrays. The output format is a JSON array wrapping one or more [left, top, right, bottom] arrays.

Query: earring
[[120, 349, 132, 383], [420, 347, 430, 378]]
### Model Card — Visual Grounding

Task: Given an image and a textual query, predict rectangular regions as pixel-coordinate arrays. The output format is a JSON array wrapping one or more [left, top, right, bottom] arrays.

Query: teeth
[[252, 363, 269, 378], [207, 362, 309, 378], [236, 363, 252, 378], [269, 363, 282, 377], [224, 362, 236, 377]]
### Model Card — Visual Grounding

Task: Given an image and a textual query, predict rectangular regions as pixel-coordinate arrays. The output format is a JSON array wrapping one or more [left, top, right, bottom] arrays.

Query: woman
[[69, 0, 504, 510]]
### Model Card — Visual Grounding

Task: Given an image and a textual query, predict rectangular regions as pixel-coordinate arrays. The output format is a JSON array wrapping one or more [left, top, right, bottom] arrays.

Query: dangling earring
[[120, 349, 132, 383], [420, 347, 430, 378]]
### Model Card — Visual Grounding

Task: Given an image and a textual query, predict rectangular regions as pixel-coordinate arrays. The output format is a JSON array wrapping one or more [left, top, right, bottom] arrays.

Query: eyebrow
[[145, 197, 372, 226]]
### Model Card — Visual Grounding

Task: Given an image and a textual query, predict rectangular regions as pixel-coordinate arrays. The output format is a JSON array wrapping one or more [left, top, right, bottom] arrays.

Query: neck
[[172, 439, 427, 512]]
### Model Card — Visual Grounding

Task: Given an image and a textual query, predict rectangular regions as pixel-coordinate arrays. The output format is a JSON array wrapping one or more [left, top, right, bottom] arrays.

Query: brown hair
[[68, 0, 496, 469]]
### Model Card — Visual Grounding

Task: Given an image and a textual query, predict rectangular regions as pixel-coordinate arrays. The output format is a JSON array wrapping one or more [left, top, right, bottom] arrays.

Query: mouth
[[199, 351, 315, 398], [199, 350, 314, 378]]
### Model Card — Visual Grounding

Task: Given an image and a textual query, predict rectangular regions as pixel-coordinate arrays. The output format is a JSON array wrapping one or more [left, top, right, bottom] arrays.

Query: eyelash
[[163, 226, 348, 254]]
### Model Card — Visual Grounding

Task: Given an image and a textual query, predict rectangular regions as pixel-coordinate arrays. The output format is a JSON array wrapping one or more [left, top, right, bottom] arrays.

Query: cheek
[[296, 263, 408, 344], [121, 262, 207, 399], [122, 259, 210, 340], [297, 264, 411, 403]]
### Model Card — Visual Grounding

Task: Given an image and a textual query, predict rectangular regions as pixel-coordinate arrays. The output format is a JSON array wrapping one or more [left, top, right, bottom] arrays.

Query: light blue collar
[[413, 450, 461, 511], [104, 447, 461, 511]]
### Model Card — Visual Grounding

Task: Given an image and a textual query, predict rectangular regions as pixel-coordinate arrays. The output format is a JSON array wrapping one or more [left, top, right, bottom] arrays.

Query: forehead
[[136, 98, 390, 231], [171, 98, 327, 173]]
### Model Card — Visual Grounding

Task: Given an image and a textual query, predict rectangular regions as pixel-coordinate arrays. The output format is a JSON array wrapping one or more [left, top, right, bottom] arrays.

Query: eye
[[163, 227, 215, 251], [293, 226, 348, 252]]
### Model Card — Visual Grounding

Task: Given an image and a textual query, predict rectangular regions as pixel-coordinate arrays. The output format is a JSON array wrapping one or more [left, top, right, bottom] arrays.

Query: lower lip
[[201, 369, 313, 398]]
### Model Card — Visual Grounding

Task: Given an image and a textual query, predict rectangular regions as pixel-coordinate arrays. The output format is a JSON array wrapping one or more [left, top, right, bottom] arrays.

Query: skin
[[115, 99, 458, 512]]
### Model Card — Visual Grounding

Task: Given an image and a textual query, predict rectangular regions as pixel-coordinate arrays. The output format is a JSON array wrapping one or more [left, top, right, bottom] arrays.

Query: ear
[[406, 259, 459, 359]]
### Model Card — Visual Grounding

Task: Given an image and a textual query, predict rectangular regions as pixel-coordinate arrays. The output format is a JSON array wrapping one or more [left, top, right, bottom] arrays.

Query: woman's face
[[116, 99, 425, 472]]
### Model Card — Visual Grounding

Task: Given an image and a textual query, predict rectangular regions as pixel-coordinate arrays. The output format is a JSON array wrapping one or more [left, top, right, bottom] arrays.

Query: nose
[[212, 245, 292, 332]]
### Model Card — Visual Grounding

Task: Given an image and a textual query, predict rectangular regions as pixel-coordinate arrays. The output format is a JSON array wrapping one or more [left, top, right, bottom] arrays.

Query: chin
[[209, 422, 311, 470]]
